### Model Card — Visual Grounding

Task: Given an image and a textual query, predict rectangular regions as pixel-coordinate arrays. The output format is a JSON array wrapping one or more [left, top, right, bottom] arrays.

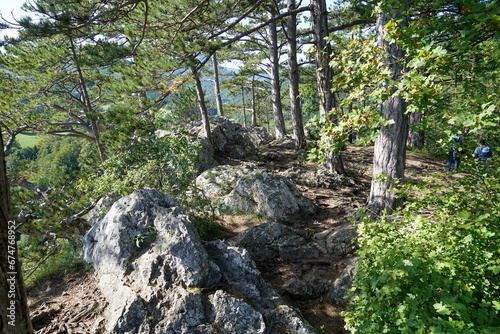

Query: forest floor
[[26, 142, 452, 334]]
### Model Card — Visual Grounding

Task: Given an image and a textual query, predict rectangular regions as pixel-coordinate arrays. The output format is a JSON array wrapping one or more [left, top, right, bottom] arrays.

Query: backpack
[[481, 146, 492, 159], [450, 137, 463, 157]]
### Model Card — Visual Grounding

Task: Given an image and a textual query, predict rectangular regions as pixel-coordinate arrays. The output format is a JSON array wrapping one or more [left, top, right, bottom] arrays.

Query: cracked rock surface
[[82, 189, 316, 334]]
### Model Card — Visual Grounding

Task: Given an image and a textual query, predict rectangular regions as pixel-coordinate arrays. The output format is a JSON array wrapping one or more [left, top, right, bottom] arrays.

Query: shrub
[[344, 160, 500, 333], [78, 133, 223, 240]]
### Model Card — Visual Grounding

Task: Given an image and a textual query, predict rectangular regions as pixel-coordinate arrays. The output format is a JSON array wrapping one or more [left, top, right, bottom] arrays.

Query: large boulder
[[82, 189, 315, 334], [228, 221, 319, 262], [224, 172, 316, 224], [86, 194, 120, 226], [314, 223, 358, 257], [185, 116, 273, 158], [246, 125, 275, 147], [195, 165, 257, 197]]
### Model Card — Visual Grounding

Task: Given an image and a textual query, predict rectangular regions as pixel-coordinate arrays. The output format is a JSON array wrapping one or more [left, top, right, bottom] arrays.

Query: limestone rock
[[185, 116, 272, 158], [204, 240, 316, 334], [246, 126, 274, 147], [228, 221, 319, 262], [224, 172, 316, 223], [282, 166, 355, 189], [82, 189, 315, 334], [196, 165, 257, 197], [82, 189, 220, 333], [265, 304, 317, 334], [280, 275, 330, 300], [206, 290, 265, 334], [315, 223, 358, 257], [86, 194, 120, 226], [327, 257, 359, 306], [270, 136, 296, 149], [280, 277, 314, 300]]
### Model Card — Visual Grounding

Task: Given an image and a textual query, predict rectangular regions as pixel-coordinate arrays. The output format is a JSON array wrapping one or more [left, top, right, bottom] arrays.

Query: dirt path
[[216, 142, 448, 333]]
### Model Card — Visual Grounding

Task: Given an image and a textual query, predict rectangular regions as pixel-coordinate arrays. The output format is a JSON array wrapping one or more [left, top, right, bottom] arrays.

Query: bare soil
[[27, 143, 447, 334]]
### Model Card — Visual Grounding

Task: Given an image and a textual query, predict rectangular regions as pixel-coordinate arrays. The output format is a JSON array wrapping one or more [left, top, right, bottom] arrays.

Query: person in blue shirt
[[472, 139, 492, 171], [446, 134, 464, 172]]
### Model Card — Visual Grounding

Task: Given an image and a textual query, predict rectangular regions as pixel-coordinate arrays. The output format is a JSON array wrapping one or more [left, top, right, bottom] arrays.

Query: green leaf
[[434, 302, 452, 315], [488, 266, 500, 275]]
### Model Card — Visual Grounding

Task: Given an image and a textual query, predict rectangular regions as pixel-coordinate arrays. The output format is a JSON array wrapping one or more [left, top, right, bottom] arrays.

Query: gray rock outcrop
[[314, 223, 358, 257], [228, 221, 319, 262], [270, 137, 296, 149], [246, 126, 275, 147], [86, 194, 120, 226], [282, 166, 356, 189], [227, 220, 359, 305], [204, 240, 316, 334], [224, 172, 316, 223], [195, 165, 257, 197], [185, 116, 273, 158], [326, 257, 359, 305], [82, 189, 315, 334]]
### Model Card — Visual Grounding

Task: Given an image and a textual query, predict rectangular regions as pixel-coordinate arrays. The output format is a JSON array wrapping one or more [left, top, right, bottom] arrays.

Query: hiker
[[472, 139, 492, 171], [446, 134, 464, 172]]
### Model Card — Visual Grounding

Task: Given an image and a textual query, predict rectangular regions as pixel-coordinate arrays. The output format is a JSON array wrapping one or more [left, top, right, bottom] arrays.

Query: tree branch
[[298, 19, 375, 36], [207, 0, 268, 41], [10, 178, 49, 199], [218, 6, 311, 49]]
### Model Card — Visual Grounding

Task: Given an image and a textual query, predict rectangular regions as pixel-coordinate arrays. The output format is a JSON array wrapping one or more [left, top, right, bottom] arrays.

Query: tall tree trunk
[[251, 75, 257, 126], [192, 66, 213, 146], [348, 104, 354, 143], [310, 0, 346, 175], [287, 0, 304, 149], [0, 125, 34, 334], [368, 13, 410, 214], [212, 52, 224, 117], [310, 0, 335, 118], [268, 8, 287, 138], [241, 86, 247, 127], [266, 110, 270, 132], [407, 112, 425, 148], [91, 119, 106, 163]]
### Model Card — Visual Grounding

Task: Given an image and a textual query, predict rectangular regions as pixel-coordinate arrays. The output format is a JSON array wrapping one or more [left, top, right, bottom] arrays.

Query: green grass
[[17, 133, 43, 148]]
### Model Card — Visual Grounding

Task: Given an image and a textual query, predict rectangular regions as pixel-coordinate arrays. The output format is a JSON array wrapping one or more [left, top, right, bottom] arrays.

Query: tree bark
[[407, 112, 424, 148], [0, 125, 35, 334], [192, 66, 213, 146], [212, 52, 224, 117], [268, 8, 287, 138], [287, 0, 305, 149], [310, 0, 346, 175], [251, 75, 257, 126], [310, 0, 335, 118], [368, 12, 409, 214], [241, 86, 247, 127]]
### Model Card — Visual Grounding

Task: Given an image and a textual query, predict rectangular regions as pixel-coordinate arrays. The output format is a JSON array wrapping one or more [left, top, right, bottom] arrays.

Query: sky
[[0, 0, 27, 38]]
